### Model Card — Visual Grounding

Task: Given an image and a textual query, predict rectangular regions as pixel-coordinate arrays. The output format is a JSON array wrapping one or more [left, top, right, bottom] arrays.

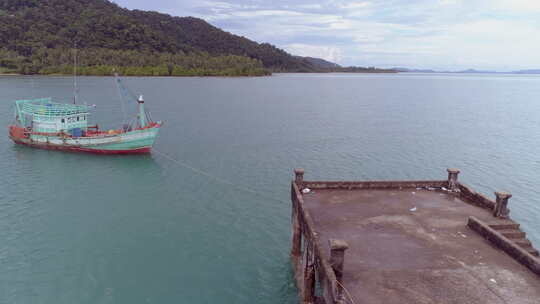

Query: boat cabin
[[15, 98, 90, 136]]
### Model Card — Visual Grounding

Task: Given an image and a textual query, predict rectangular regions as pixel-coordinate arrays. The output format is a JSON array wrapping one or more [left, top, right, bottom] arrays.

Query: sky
[[113, 0, 540, 71]]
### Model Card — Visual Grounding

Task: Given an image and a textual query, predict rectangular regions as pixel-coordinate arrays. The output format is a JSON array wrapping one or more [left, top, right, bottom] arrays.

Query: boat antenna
[[73, 40, 78, 105]]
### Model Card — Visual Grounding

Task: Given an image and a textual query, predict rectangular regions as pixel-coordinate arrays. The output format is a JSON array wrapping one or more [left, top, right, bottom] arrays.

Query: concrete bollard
[[329, 239, 349, 283], [294, 168, 305, 186], [494, 192, 512, 218], [447, 168, 460, 192], [329, 239, 349, 303]]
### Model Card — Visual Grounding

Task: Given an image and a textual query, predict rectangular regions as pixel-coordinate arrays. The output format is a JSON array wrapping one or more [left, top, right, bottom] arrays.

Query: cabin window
[[61, 118, 65, 123], [77, 116, 80, 121]]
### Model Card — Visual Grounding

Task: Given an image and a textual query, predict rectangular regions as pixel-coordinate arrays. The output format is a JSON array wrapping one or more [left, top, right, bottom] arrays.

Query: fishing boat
[[8, 78, 162, 154]]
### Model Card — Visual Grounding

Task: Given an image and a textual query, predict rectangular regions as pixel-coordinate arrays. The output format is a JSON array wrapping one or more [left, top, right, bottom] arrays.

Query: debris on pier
[[290, 168, 540, 304]]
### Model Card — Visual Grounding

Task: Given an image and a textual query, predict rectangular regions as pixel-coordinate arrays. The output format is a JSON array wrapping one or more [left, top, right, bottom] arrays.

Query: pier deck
[[290, 169, 540, 304]]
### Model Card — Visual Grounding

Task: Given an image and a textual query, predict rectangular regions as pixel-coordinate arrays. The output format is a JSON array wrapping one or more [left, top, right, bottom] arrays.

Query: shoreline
[[0, 73, 269, 78], [0, 71, 400, 77], [4, 71, 540, 77]]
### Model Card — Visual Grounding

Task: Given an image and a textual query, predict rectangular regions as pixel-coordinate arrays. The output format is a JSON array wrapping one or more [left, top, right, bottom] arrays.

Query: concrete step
[[487, 220, 520, 230], [525, 247, 539, 257], [498, 229, 526, 239], [515, 241, 540, 257], [514, 239, 532, 248]]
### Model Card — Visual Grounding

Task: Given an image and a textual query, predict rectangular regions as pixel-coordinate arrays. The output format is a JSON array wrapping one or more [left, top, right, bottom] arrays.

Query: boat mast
[[114, 73, 128, 127], [73, 41, 78, 105]]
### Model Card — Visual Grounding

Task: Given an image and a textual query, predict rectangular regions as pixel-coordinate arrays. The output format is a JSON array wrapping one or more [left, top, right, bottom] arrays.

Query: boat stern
[[8, 125, 28, 141]]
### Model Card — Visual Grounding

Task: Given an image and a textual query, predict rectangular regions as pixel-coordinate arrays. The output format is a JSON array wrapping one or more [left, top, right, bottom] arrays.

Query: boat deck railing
[[16, 98, 89, 117]]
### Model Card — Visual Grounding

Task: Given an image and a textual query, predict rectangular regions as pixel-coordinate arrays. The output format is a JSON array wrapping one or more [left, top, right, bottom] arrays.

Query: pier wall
[[291, 181, 342, 304], [290, 168, 539, 304]]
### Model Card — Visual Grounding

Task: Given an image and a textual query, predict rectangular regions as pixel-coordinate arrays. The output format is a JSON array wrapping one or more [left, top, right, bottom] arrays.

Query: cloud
[[492, 0, 540, 13], [114, 0, 540, 70], [439, 0, 459, 5], [295, 4, 323, 10], [336, 1, 372, 10]]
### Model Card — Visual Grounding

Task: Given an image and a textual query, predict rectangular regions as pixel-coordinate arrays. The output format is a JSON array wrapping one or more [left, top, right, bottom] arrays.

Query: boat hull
[[9, 124, 161, 155]]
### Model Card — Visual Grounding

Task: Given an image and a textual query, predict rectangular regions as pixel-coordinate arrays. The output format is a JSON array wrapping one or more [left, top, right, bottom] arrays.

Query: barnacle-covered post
[[329, 239, 349, 302], [494, 192, 512, 218], [303, 240, 316, 303], [295, 168, 305, 187], [447, 168, 460, 192], [291, 169, 304, 258]]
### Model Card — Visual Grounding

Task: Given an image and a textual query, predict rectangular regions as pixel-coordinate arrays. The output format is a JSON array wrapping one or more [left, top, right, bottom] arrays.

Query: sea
[[1, 73, 539, 303]]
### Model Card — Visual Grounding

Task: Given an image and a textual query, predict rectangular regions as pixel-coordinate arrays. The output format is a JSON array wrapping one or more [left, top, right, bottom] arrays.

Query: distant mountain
[[393, 67, 437, 73], [394, 67, 540, 75], [297, 57, 396, 73], [456, 69, 498, 74], [513, 69, 540, 74], [298, 56, 341, 69]]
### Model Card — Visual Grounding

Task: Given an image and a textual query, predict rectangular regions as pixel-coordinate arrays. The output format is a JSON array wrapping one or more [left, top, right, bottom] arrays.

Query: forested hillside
[[0, 0, 314, 76], [0, 0, 395, 76]]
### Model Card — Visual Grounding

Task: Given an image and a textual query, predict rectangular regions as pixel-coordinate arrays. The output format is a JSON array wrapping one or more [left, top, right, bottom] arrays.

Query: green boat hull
[[9, 124, 162, 154]]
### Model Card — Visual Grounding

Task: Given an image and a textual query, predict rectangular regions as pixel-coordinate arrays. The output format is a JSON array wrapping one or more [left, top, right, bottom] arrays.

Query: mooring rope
[[336, 280, 357, 304], [152, 149, 288, 205]]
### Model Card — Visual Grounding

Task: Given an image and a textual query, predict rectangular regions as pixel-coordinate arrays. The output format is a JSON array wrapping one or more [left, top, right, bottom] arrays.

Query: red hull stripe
[[10, 138, 151, 155]]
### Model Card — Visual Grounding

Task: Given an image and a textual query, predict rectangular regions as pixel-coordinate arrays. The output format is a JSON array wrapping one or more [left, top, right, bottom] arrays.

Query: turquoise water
[[1, 73, 539, 303]]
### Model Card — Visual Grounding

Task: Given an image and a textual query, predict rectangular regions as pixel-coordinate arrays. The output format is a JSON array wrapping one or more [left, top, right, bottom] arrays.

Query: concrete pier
[[290, 169, 540, 304]]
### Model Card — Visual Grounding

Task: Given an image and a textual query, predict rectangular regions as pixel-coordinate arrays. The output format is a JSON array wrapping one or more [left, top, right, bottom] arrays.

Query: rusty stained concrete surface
[[302, 188, 540, 304]]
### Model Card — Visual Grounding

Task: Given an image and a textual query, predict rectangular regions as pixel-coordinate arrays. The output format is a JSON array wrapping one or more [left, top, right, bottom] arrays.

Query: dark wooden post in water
[[303, 241, 316, 304], [493, 191, 512, 218], [291, 209, 302, 258], [329, 239, 349, 302], [447, 168, 460, 192], [291, 200, 302, 258], [291, 169, 304, 258]]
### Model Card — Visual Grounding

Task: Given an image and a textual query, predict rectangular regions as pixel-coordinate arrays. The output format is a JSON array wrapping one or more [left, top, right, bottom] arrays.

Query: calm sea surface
[[1, 73, 540, 303]]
